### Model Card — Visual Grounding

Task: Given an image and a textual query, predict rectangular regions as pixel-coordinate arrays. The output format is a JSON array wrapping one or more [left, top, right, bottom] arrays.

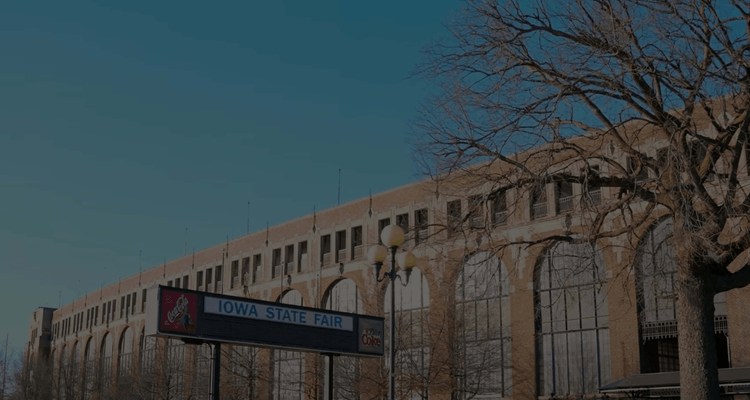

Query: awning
[[600, 368, 750, 397]]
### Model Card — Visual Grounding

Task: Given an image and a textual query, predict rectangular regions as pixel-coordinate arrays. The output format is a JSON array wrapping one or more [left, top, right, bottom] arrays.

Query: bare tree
[[9, 355, 54, 400], [414, 1, 750, 399]]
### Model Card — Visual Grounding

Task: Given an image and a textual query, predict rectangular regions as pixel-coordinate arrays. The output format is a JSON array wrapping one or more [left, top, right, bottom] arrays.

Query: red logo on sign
[[159, 290, 197, 335]]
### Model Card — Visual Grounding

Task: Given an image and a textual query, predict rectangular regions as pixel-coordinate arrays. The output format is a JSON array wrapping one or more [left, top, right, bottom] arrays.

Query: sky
[[0, 1, 460, 358]]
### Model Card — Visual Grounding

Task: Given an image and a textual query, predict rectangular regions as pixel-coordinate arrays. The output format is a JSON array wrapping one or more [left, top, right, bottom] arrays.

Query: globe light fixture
[[369, 224, 415, 400]]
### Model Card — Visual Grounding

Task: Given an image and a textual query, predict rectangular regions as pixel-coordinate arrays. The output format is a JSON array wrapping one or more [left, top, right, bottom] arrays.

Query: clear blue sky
[[0, 1, 459, 357]]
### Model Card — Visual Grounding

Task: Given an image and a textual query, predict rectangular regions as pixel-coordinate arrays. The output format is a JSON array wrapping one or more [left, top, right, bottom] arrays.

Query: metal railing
[[232, 276, 239, 288], [532, 202, 548, 219], [322, 253, 331, 266], [416, 228, 428, 243], [353, 245, 363, 260], [206, 283, 214, 293], [470, 216, 483, 228], [556, 195, 573, 213], [299, 254, 308, 271], [337, 249, 347, 263], [587, 189, 601, 205], [285, 262, 295, 275], [493, 211, 507, 225]]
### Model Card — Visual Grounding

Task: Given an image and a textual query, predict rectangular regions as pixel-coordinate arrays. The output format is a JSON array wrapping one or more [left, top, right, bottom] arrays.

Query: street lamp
[[368, 224, 417, 400]]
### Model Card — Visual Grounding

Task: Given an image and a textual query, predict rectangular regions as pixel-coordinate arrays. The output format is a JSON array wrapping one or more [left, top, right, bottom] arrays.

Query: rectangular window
[[628, 156, 649, 182], [242, 257, 250, 285], [141, 289, 147, 313], [272, 248, 282, 278], [297, 241, 308, 272], [321, 234, 331, 266], [531, 182, 548, 219], [396, 213, 409, 242], [95, 306, 99, 326], [206, 268, 213, 293], [182, 276, 189, 290], [492, 190, 507, 225], [468, 195, 483, 228], [167, 280, 173, 287], [86, 309, 90, 329], [415, 208, 428, 244], [253, 254, 261, 283], [585, 166, 602, 206], [112, 300, 116, 320], [126, 294, 131, 316], [132, 292, 137, 312], [447, 200, 462, 235], [285, 245, 295, 275], [215, 265, 222, 289], [231, 260, 239, 288], [351, 226, 363, 260], [335, 230, 346, 263], [197, 271, 204, 289], [555, 180, 574, 214], [378, 218, 390, 245]]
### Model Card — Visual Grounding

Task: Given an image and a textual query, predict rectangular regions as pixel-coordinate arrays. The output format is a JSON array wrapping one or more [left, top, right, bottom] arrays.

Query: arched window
[[323, 279, 363, 400], [455, 252, 512, 398], [227, 344, 260, 400], [99, 333, 113, 394], [138, 330, 156, 381], [273, 289, 305, 400], [536, 241, 611, 396], [117, 327, 133, 381], [165, 339, 185, 397], [385, 268, 430, 399], [191, 343, 212, 399], [636, 218, 729, 372], [60, 345, 68, 400], [83, 338, 96, 400], [68, 342, 80, 400]]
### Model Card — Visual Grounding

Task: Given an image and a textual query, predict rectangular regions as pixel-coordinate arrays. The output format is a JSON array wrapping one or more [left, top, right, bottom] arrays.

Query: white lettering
[[203, 297, 352, 331]]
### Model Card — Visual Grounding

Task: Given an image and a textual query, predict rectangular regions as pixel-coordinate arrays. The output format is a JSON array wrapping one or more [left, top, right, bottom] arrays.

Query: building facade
[[24, 143, 750, 399]]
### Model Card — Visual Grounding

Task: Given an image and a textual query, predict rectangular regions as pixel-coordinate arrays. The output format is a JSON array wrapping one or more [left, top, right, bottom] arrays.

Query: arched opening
[[117, 327, 133, 382], [192, 343, 212, 398], [535, 241, 611, 396], [454, 252, 511, 398], [323, 279, 363, 400], [82, 338, 95, 400], [139, 328, 157, 395], [162, 339, 185, 398], [636, 218, 730, 373], [99, 333, 113, 394], [384, 267, 431, 399], [69, 341, 80, 399], [226, 343, 260, 400], [59, 345, 69, 400], [272, 289, 305, 400]]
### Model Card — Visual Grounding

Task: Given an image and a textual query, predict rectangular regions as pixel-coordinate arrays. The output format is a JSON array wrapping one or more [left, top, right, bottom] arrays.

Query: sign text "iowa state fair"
[[204, 297, 353, 331]]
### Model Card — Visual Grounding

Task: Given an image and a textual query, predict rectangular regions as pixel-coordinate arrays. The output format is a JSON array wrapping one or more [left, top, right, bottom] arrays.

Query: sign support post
[[146, 286, 385, 398], [212, 343, 221, 400], [324, 353, 335, 400]]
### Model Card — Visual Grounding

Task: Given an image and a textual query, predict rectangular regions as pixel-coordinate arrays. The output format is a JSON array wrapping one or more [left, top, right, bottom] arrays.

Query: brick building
[[24, 132, 750, 399]]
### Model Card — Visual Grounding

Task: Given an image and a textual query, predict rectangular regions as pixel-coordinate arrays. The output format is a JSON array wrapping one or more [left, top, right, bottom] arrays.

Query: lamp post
[[368, 224, 417, 400]]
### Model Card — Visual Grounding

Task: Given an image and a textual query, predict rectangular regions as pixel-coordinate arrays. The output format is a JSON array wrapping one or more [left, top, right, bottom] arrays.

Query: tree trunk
[[675, 267, 720, 399]]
